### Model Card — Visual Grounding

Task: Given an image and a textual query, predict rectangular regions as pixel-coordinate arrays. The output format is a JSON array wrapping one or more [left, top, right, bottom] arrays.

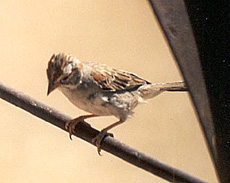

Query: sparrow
[[47, 53, 187, 154]]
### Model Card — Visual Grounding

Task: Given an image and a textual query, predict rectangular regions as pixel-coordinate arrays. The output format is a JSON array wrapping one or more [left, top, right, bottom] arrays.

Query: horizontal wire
[[0, 81, 206, 183]]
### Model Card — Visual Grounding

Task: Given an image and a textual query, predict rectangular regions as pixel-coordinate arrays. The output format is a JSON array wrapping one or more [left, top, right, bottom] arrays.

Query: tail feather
[[157, 82, 187, 92], [138, 81, 187, 99]]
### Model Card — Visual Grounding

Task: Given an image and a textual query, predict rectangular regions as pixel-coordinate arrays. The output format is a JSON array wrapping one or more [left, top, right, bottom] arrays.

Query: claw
[[65, 115, 121, 155], [92, 134, 104, 155], [92, 130, 114, 155], [65, 114, 99, 142], [65, 121, 70, 130], [92, 119, 123, 154], [65, 119, 81, 140], [69, 128, 73, 140]]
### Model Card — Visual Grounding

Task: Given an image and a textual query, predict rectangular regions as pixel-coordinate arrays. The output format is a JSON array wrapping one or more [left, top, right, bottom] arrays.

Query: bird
[[47, 53, 187, 154]]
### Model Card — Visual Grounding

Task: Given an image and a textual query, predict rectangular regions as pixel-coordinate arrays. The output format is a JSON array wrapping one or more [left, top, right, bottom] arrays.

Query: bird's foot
[[65, 116, 85, 140], [92, 130, 113, 155]]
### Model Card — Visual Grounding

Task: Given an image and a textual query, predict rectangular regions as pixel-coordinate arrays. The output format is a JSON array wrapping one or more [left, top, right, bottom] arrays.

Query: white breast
[[58, 84, 140, 121], [58, 86, 115, 117]]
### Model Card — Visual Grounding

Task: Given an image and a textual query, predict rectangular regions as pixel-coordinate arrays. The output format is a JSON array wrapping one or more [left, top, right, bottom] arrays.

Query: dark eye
[[60, 76, 69, 83]]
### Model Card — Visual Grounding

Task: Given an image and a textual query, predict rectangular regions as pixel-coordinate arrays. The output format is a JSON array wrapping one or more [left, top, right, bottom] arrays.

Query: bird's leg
[[92, 119, 124, 155], [65, 114, 99, 140]]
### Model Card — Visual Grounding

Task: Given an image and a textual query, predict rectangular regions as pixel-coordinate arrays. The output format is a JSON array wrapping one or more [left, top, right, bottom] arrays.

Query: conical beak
[[47, 81, 58, 96]]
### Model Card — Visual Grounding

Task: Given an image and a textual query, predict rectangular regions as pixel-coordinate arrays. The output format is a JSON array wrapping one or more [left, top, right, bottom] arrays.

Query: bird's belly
[[59, 87, 139, 120], [59, 87, 116, 116]]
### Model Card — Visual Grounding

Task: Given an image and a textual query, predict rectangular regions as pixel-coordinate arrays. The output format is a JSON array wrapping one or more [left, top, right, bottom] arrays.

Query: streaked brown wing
[[90, 64, 150, 91]]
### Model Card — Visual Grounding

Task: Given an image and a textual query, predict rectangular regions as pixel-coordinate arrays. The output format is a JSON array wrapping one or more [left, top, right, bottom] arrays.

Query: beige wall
[[0, 1, 217, 182]]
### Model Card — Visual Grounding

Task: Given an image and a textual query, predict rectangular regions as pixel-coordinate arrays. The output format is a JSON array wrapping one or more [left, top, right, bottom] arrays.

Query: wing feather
[[90, 64, 150, 91]]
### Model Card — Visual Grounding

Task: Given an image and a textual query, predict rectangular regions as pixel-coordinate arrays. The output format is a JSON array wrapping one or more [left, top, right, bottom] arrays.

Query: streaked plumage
[[47, 53, 187, 154]]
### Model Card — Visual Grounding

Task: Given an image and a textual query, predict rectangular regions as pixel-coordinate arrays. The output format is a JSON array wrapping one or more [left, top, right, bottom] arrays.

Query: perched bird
[[47, 53, 187, 154]]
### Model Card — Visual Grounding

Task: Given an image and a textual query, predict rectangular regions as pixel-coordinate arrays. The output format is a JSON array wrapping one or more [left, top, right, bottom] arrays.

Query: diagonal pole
[[0, 81, 206, 183]]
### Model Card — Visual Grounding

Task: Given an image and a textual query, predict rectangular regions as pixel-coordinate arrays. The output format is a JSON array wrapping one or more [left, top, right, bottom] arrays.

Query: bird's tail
[[137, 81, 187, 100]]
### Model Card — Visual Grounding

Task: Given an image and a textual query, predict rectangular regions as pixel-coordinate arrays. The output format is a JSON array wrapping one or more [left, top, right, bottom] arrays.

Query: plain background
[[0, 1, 217, 182]]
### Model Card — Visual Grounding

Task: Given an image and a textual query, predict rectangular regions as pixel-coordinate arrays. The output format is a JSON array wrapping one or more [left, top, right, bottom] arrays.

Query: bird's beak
[[47, 81, 59, 96]]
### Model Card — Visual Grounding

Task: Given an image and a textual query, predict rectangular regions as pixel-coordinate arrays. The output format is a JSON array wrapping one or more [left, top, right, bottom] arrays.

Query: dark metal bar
[[0, 82, 206, 183], [148, 1, 230, 182], [184, 2, 230, 182], [148, 0, 216, 163]]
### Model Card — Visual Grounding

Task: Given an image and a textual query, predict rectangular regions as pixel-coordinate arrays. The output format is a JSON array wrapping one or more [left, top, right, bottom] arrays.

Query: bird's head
[[47, 53, 82, 95]]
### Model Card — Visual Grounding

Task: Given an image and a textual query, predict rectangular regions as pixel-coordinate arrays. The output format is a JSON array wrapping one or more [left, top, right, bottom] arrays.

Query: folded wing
[[90, 64, 150, 92]]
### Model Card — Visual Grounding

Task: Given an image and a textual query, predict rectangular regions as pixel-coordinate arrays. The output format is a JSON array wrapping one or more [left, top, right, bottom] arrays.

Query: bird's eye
[[60, 76, 69, 83]]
